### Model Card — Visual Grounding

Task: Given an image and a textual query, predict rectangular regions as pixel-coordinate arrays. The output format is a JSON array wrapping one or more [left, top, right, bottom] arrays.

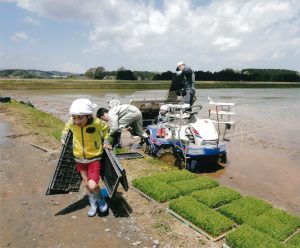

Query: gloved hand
[[176, 71, 182, 76]]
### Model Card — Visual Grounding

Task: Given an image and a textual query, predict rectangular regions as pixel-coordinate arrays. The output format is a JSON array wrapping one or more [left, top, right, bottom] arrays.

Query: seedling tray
[[218, 196, 272, 224], [247, 208, 300, 241], [169, 196, 234, 238], [170, 176, 219, 195], [101, 148, 129, 198], [167, 208, 235, 242], [46, 131, 82, 195], [152, 170, 197, 183], [225, 225, 283, 248], [115, 152, 144, 160], [191, 186, 241, 208], [132, 176, 180, 203]]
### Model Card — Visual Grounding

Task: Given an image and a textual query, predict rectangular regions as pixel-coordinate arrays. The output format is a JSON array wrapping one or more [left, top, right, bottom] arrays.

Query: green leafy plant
[[169, 196, 234, 237], [191, 186, 241, 208], [286, 231, 300, 247], [132, 177, 180, 203], [152, 170, 197, 183], [226, 225, 283, 248], [218, 196, 272, 224], [247, 208, 300, 241], [170, 176, 219, 195]]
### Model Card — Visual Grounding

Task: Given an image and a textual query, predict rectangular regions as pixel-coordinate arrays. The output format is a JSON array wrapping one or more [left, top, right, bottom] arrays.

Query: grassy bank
[[0, 100, 64, 140], [0, 78, 300, 90]]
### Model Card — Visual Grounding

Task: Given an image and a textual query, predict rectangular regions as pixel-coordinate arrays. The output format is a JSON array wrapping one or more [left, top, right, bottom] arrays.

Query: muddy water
[[1, 88, 300, 214]]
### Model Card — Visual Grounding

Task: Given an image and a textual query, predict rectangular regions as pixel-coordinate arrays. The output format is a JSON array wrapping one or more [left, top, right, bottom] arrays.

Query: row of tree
[[84, 67, 300, 82], [84, 67, 157, 80]]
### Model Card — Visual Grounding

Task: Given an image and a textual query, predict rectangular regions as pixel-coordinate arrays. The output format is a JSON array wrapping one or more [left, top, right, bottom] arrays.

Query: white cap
[[160, 105, 169, 112], [177, 61, 184, 67], [69, 98, 97, 115], [108, 99, 121, 108]]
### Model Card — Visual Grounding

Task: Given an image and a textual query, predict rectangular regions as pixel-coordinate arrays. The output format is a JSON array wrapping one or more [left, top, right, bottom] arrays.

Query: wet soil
[[0, 111, 218, 248]]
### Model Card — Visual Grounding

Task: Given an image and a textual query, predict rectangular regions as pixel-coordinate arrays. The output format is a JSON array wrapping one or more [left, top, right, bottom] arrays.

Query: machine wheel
[[157, 147, 177, 166], [219, 153, 227, 166]]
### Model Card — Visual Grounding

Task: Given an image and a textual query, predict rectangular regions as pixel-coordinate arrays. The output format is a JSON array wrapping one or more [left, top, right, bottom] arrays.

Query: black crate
[[46, 131, 82, 195], [115, 152, 144, 160], [102, 149, 129, 198]]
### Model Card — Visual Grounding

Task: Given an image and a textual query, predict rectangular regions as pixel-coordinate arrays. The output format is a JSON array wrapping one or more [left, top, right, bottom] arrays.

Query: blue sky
[[1, 0, 300, 73]]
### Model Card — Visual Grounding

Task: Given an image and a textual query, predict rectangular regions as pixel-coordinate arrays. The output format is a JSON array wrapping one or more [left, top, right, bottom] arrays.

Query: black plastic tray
[[46, 131, 82, 195], [115, 152, 144, 160]]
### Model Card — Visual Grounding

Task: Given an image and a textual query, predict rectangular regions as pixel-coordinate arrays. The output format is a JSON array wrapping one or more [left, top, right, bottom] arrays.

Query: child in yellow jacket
[[61, 98, 112, 216]]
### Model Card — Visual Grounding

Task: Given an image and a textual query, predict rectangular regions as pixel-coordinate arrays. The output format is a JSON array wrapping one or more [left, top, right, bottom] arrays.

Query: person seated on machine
[[156, 105, 169, 138]]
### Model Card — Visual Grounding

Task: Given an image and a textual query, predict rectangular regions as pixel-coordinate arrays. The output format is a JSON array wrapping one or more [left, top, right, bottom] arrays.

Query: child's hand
[[103, 144, 112, 150], [61, 139, 65, 145]]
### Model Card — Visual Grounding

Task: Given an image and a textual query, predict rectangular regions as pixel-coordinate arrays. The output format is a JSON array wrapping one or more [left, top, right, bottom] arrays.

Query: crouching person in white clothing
[[97, 104, 151, 148]]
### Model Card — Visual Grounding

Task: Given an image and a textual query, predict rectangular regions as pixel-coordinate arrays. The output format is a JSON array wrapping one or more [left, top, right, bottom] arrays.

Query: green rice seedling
[[169, 196, 234, 237], [132, 176, 180, 203], [218, 196, 272, 224], [152, 170, 197, 183], [248, 208, 300, 241], [226, 225, 283, 248], [191, 186, 241, 208], [286, 231, 300, 247], [170, 176, 219, 195]]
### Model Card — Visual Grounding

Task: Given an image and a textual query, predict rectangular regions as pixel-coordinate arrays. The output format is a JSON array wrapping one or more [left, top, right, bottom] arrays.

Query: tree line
[[85, 67, 300, 82]]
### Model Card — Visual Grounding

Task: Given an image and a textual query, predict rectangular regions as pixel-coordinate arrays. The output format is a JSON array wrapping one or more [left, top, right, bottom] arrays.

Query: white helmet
[[108, 99, 121, 108], [177, 61, 185, 67], [69, 98, 97, 115], [160, 105, 169, 112]]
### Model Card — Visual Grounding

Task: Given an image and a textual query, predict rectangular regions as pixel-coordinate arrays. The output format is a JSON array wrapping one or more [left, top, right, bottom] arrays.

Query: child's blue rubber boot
[[96, 194, 108, 213]]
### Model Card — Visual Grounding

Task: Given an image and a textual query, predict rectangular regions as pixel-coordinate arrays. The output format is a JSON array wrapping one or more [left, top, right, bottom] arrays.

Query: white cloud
[[7, 0, 300, 71], [11, 31, 35, 42], [23, 16, 39, 25]]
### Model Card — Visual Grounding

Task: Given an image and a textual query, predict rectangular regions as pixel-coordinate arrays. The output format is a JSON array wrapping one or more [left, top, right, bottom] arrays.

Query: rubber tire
[[157, 147, 177, 166]]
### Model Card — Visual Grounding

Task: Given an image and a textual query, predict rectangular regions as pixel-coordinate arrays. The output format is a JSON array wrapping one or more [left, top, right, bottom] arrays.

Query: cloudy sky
[[0, 0, 300, 73]]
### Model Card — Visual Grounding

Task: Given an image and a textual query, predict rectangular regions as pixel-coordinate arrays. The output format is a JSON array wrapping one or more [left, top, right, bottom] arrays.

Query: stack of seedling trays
[[132, 170, 300, 246]]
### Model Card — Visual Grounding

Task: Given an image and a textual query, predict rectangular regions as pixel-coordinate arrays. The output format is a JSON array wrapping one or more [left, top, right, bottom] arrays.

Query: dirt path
[[0, 112, 219, 248]]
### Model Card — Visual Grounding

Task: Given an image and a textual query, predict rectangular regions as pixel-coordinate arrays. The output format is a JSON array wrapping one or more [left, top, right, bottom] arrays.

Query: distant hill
[[0, 69, 80, 79]]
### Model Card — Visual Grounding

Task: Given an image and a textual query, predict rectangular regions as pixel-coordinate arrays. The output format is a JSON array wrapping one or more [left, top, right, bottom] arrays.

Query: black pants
[[111, 131, 122, 148], [183, 89, 196, 106]]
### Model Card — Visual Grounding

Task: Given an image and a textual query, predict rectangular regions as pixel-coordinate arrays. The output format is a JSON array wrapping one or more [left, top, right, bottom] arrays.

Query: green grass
[[152, 170, 197, 183], [3, 100, 64, 140], [218, 196, 272, 224], [191, 186, 241, 208], [226, 225, 283, 248], [1, 79, 299, 90], [170, 176, 219, 195], [286, 232, 300, 247], [132, 176, 180, 203], [169, 196, 234, 237], [247, 208, 300, 241]]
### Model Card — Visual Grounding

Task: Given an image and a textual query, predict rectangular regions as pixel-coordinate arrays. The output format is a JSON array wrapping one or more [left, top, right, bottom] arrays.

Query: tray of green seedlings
[[152, 170, 197, 183], [169, 196, 234, 240], [218, 196, 272, 225], [170, 176, 219, 195], [132, 176, 180, 203], [247, 208, 300, 242], [191, 186, 241, 209], [286, 231, 300, 248], [225, 225, 283, 248]]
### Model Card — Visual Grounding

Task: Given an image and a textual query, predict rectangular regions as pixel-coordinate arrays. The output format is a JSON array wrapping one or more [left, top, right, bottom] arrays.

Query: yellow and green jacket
[[61, 117, 110, 161]]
